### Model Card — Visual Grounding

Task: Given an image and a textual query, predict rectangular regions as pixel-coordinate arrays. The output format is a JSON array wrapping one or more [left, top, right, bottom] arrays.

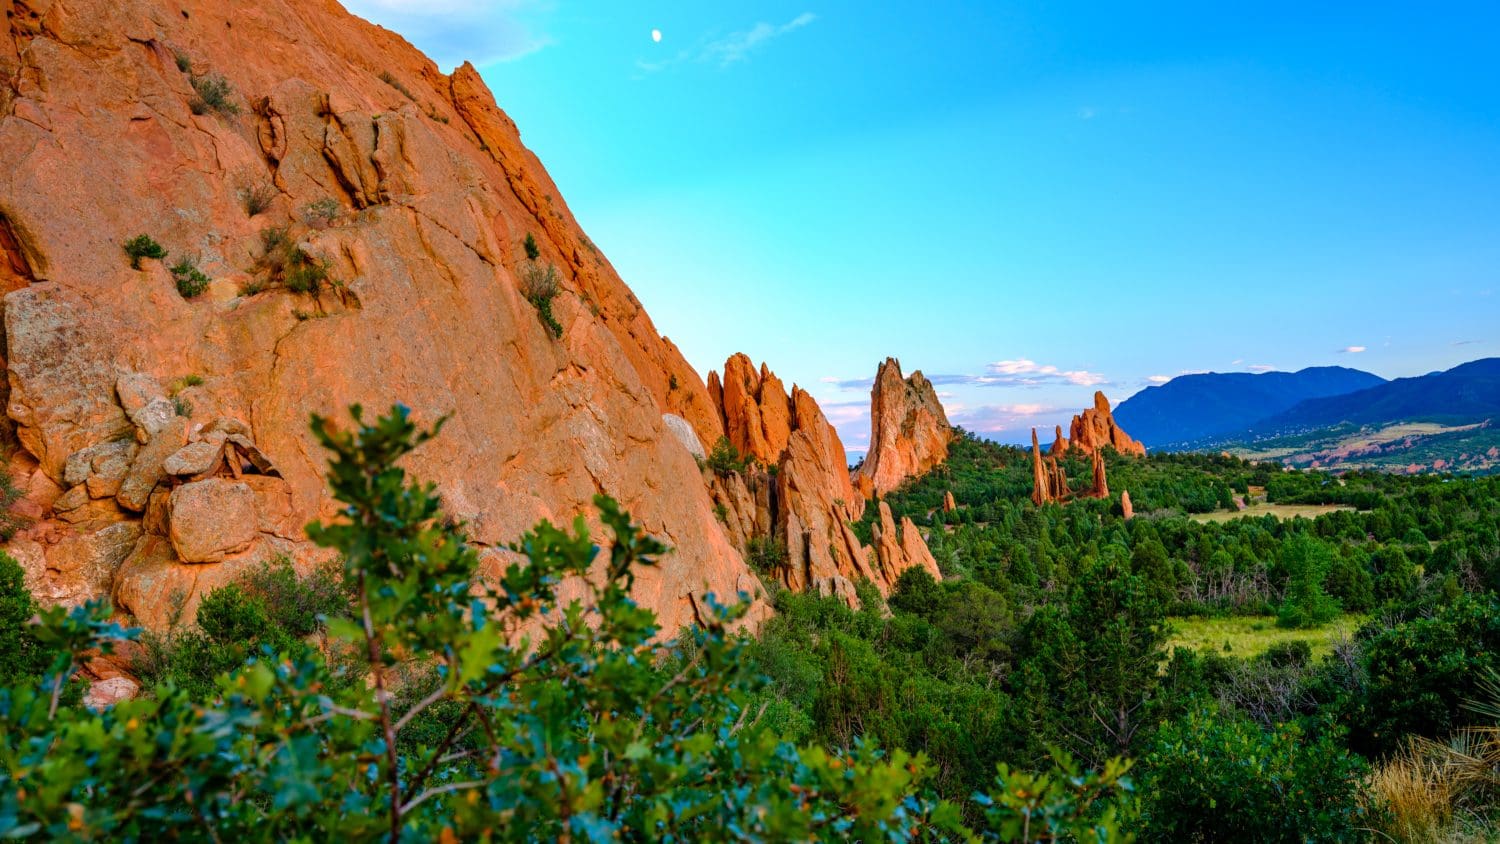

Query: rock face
[[1059, 392, 1146, 458], [706, 356, 939, 600], [0, 0, 754, 634], [855, 358, 953, 497], [1121, 490, 1134, 520]]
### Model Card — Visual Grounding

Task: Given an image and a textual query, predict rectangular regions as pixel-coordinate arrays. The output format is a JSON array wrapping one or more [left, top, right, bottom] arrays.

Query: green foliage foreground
[[0, 406, 1134, 842]]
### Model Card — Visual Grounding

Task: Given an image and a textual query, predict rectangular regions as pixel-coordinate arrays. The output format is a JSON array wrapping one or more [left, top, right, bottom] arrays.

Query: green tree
[[1277, 534, 1339, 628]]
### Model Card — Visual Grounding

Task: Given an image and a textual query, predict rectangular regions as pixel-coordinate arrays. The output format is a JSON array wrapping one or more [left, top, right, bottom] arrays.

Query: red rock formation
[[855, 358, 953, 497], [1050, 425, 1069, 456], [1060, 392, 1146, 458], [1121, 490, 1134, 520], [707, 356, 939, 599], [1033, 427, 1113, 505], [0, 0, 756, 632], [942, 490, 957, 513], [714, 353, 792, 464], [871, 502, 941, 586], [1087, 449, 1109, 499]]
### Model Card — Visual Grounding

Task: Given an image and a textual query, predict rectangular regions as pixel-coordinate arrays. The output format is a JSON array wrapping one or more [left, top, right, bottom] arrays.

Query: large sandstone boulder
[[855, 358, 954, 498], [0, 0, 757, 634], [169, 479, 259, 563]]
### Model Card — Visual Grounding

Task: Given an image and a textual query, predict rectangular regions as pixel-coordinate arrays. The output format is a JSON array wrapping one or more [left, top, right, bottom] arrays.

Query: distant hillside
[[1115, 367, 1385, 447], [1249, 358, 1500, 435]]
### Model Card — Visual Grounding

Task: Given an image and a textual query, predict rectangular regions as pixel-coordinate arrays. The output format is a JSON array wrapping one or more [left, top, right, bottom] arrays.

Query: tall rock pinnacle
[[856, 357, 954, 498]]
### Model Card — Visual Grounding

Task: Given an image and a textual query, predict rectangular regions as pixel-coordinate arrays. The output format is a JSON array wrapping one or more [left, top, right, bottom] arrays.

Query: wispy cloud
[[638, 12, 817, 73], [1248, 364, 1277, 373], [342, 0, 551, 69], [980, 359, 1109, 387], [1453, 339, 1481, 346], [1146, 374, 1172, 384], [1338, 345, 1367, 354], [948, 403, 1059, 435], [823, 358, 1109, 392]]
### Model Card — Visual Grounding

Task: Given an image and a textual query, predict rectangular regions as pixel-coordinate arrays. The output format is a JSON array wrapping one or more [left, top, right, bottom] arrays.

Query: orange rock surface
[[855, 358, 954, 497], [0, 0, 753, 632]]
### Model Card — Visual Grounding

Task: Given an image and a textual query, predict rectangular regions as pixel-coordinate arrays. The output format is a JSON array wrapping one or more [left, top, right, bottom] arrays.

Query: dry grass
[[1368, 671, 1500, 842], [1371, 747, 1455, 842]]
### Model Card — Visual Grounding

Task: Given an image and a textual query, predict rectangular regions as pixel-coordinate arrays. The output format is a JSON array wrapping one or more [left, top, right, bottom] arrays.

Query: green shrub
[[1140, 707, 1374, 841], [254, 226, 334, 295], [167, 374, 203, 396], [284, 257, 329, 294], [523, 231, 540, 261], [1346, 594, 1500, 755], [746, 535, 786, 575], [0, 468, 28, 541], [705, 435, 750, 476], [138, 558, 348, 701], [168, 257, 210, 298], [189, 73, 238, 115], [123, 234, 166, 269], [520, 260, 562, 337], [0, 552, 50, 686]]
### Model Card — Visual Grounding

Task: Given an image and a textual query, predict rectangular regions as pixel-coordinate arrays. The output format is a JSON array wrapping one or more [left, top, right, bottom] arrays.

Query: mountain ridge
[[1115, 366, 1386, 447]]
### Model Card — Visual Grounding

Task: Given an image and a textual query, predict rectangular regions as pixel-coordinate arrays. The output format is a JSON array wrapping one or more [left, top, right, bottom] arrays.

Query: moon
[[651, 28, 662, 43]]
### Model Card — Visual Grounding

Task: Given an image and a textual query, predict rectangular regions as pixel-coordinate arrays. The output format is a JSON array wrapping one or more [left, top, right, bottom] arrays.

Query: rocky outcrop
[[870, 502, 940, 585], [706, 356, 938, 600], [1059, 392, 1146, 458], [1121, 490, 1134, 520], [942, 490, 957, 513], [1050, 425, 1068, 456], [1031, 428, 1111, 505], [855, 358, 953, 497], [0, 0, 756, 634], [714, 353, 792, 464]]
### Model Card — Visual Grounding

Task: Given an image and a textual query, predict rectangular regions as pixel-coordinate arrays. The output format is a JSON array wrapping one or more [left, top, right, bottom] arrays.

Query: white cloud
[[948, 403, 1059, 435], [1339, 345, 1367, 354], [981, 359, 1108, 387], [341, 0, 550, 70], [1248, 364, 1276, 373], [638, 12, 817, 73], [823, 358, 1109, 392], [706, 12, 816, 66], [1146, 375, 1172, 384]]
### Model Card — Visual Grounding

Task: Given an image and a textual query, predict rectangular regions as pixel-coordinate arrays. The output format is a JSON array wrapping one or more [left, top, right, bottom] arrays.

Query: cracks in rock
[[0, 211, 39, 288]]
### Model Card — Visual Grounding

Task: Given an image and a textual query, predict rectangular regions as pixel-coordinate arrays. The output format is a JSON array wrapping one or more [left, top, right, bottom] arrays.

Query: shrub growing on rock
[[520, 260, 562, 337], [236, 177, 276, 217], [189, 73, 238, 115], [123, 234, 166, 269], [169, 257, 210, 298]]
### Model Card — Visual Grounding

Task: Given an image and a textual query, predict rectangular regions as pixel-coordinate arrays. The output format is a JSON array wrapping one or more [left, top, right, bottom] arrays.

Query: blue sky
[[343, 1, 1500, 454]]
